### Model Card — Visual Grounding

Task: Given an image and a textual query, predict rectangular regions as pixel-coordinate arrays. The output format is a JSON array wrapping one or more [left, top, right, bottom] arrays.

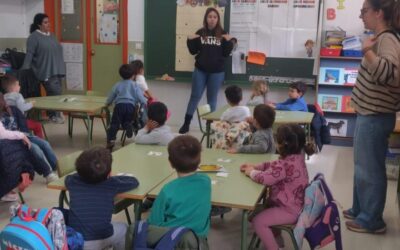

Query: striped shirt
[[351, 30, 400, 115], [65, 174, 139, 241]]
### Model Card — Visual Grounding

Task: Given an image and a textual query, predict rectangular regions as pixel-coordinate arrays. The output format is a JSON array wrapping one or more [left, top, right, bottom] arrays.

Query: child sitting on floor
[[247, 80, 269, 106], [228, 104, 276, 154], [135, 102, 174, 146], [270, 81, 308, 112], [148, 135, 210, 249], [106, 64, 147, 150], [66, 147, 139, 250], [241, 124, 314, 249]]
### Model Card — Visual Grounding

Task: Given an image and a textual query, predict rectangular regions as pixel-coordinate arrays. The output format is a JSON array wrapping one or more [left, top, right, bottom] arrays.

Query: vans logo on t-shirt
[[201, 36, 221, 46]]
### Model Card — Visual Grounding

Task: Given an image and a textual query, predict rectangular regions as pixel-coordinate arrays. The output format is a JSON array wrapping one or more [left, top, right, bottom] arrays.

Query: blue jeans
[[29, 135, 57, 171], [185, 68, 225, 116], [351, 113, 395, 230]]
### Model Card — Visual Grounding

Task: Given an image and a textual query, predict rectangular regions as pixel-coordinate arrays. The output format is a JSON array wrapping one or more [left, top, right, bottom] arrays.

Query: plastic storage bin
[[342, 50, 363, 57], [320, 48, 341, 57]]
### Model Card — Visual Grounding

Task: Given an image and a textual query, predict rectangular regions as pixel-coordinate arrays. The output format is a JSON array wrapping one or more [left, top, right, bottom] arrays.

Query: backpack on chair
[[304, 174, 342, 250], [133, 220, 199, 250], [0, 204, 54, 250]]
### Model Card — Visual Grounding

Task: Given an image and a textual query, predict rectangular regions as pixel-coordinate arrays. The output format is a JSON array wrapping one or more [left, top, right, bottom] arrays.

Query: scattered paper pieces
[[217, 158, 232, 163], [148, 151, 163, 156], [216, 172, 229, 178], [59, 97, 77, 102]]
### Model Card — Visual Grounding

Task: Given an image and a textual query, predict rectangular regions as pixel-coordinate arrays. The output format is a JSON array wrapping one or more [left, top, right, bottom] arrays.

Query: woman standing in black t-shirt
[[179, 7, 235, 134]]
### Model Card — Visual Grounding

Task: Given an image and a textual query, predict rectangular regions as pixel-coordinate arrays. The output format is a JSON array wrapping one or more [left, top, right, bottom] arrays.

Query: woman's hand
[[222, 34, 232, 41], [188, 34, 200, 40], [22, 135, 31, 149], [362, 36, 376, 51]]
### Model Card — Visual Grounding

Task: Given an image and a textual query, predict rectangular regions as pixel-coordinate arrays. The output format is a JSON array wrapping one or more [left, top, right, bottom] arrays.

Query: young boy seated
[[212, 85, 251, 149], [1, 74, 44, 138], [220, 85, 251, 122], [65, 147, 139, 250], [147, 135, 210, 248], [228, 104, 276, 154], [135, 102, 174, 146], [270, 81, 308, 112], [106, 64, 147, 150]]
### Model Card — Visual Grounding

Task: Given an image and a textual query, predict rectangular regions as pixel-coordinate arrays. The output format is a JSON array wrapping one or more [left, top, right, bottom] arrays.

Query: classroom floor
[[0, 119, 399, 250]]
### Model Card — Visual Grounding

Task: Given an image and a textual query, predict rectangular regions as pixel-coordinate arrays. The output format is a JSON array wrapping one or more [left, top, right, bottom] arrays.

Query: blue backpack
[[134, 221, 195, 250], [304, 174, 342, 250], [0, 204, 54, 250]]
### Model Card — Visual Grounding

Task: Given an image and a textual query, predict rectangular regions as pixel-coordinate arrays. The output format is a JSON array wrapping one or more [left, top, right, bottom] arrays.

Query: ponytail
[[30, 13, 48, 34], [393, 0, 400, 33]]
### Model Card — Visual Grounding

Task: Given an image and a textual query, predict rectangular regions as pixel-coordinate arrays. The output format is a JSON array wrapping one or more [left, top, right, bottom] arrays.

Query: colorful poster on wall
[[175, 1, 226, 72], [326, 118, 348, 137], [96, 0, 120, 44]]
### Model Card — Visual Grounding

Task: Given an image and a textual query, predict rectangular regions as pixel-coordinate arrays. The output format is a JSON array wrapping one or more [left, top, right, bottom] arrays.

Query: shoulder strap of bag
[[133, 220, 149, 249], [154, 226, 196, 250]]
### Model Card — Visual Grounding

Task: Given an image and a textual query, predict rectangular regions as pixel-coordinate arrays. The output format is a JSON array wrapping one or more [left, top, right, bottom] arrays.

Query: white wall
[[0, 0, 43, 38], [128, 0, 144, 41], [323, 0, 364, 37]]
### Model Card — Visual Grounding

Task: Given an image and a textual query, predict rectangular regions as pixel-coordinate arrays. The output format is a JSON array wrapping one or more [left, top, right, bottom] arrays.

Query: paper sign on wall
[[61, 0, 74, 14], [66, 62, 83, 91]]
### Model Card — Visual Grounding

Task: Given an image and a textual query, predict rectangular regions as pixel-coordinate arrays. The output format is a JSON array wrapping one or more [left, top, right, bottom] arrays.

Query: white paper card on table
[[217, 158, 232, 163], [148, 151, 163, 156], [216, 172, 229, 178], [211, 180, 217, 185]]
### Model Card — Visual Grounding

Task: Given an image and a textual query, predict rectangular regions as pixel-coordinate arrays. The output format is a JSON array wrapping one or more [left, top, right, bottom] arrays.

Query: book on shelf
[[326, 118, 348, 137], [318, 94, 342, 112], [341, 96, 355, 113], [319, 67, 345, 85], [343, 68, 358, 86]]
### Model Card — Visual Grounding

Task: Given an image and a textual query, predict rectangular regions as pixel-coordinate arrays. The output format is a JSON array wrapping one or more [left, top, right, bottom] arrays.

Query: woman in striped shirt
[[345, 0, 400, 234]]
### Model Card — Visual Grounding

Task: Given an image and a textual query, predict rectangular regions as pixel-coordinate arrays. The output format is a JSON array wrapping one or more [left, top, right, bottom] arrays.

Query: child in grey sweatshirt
[[135, 102, 174, 146], [228, 104, 276, 154]]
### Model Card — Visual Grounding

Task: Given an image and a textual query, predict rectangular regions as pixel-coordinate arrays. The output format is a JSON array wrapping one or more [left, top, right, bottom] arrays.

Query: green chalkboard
[[144, 0, 316, 85]]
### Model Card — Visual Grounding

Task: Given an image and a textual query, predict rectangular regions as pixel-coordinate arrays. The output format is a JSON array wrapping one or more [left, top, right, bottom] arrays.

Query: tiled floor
[[1, 119, 399, 250]]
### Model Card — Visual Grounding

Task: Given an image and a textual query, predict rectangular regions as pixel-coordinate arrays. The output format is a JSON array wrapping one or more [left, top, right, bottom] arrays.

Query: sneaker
[[178, 123, 190, 134], [345, 220, 386, 234], [210, 206, 232, 216], [107, 141, 115, 151], [49, 116, 65, 124], [46, 173, 59, 184], [1, 192, 18, 202], [343, 209, 356, 220], [126, 125, 133, 138]]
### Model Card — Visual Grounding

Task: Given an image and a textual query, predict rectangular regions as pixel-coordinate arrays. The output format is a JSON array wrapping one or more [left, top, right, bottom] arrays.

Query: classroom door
[[87, 0, 128, 94]]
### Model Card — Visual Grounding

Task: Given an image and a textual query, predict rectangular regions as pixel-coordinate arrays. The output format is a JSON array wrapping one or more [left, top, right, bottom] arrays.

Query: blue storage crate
[[342, 50, 363, 57]]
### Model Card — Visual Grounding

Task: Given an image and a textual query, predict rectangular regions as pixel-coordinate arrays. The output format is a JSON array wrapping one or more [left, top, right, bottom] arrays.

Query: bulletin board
[[144, 0, 321, 85]]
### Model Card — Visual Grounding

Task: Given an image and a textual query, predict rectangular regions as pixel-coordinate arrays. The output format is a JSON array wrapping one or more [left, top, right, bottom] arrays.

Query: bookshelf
[[317, 56, 362, 146]]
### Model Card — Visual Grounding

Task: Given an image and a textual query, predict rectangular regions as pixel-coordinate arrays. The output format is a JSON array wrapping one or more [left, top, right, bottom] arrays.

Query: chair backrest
[[56, 151, 83, 177], [196, 104, 211, 133]]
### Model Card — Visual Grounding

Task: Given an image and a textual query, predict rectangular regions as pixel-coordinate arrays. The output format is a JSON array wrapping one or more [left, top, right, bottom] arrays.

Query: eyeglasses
[[360, 7, 371, 16]]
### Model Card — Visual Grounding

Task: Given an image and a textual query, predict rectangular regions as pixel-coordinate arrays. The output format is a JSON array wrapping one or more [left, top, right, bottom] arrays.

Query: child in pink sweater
[[240, 124, 314, 250]]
